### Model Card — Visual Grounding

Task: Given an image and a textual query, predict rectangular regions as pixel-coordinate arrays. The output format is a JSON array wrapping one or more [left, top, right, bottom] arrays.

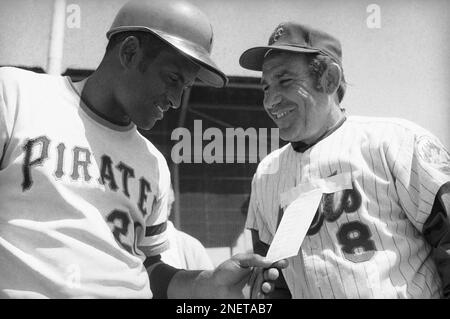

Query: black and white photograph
[[0, 0, 449, 307]]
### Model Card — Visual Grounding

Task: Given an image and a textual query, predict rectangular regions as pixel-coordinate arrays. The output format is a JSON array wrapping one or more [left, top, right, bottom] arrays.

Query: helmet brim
[[107, 26, 228, 88]]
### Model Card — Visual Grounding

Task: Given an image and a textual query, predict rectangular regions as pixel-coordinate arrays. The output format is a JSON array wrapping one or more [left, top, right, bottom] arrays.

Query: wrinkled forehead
[[262, 51, 311, 79]]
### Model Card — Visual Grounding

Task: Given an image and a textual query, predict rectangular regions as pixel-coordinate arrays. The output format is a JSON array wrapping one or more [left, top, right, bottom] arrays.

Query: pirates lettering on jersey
[[21, 135, 153, 217], [22, 136, 50, 190]]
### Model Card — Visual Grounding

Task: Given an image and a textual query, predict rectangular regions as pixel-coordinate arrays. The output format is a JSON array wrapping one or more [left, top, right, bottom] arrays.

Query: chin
[[279, 127, 303, 142], [141, 123, 157, 131], [135, 119, 157, 131]]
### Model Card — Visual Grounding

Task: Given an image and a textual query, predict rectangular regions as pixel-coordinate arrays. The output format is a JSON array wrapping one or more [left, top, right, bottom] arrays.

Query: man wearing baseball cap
[[240, 22, 450, 298], [0, 0, 286, 298]]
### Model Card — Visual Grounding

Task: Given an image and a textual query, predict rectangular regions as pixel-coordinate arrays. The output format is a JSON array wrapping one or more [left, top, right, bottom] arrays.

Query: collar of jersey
[[291, 113, 347, 153], [65, 77, 135, 132]]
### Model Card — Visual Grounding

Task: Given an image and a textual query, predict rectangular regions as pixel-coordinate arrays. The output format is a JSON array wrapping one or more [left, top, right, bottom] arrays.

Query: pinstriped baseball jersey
[[0, 67, 170, 298], [246, 115, 450, 298]]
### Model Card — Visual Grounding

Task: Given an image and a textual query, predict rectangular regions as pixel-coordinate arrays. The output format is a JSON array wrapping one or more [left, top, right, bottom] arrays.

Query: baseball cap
[[239, 22, 343, 71]]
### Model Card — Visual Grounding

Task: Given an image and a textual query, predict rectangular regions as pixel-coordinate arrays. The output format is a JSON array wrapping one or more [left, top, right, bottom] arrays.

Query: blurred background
[[1, 0, 449, 266]]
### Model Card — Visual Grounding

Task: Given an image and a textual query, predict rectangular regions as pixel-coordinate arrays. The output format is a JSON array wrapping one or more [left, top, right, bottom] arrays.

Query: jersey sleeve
[[245, 173, 273, 245], [0, 68, 18, 168], [388, 124, 450, 232], [181, 232, 214, 270], [137, 156, 171, 257]]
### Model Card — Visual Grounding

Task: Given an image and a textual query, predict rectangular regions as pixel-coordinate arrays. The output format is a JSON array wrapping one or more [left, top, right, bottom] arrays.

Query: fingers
[[231, 253, 290, 299], [232, 253, 289, 270], [261, 281, 274, 294], [264, 268, 279, 281], [247, 266, 259, 289], [271, 259, 289, 269], [249, 266, 284, 299], [233, 253, 272, 269], [208, 255, 287, 299], [250, 268, 264, 299], [251, 272, 276, 299]]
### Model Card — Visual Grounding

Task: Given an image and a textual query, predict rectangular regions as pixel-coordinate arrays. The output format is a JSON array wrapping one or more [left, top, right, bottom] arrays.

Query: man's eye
[[168, 74, 179, 83], [262, 85, 269, 92], [280, 78, 292, 85]]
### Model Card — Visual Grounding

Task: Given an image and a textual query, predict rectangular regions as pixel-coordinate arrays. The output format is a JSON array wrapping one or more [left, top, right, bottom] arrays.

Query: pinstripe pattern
[[246, 116, 449, 298]]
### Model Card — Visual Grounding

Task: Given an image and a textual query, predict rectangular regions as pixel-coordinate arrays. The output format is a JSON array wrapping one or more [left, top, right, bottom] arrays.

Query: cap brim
[[239, 45, 319, 71], [107, 27, 228, 88]]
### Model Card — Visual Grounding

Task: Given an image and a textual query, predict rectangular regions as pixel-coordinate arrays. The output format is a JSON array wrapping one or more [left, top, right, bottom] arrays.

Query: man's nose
[[170, 88, 187, 110], [263, 88, 282, 111]]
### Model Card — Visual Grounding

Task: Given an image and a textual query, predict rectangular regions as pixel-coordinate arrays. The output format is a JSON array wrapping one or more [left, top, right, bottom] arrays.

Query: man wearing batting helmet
[[0, 0, 286, 298], [239, 22, 450, 298]]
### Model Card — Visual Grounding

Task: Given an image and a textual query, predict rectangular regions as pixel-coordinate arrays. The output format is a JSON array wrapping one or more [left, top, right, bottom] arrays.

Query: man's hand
[[249, 230, 291, 299], [194, 253, 288, 298], [250, 261, 290, 299]]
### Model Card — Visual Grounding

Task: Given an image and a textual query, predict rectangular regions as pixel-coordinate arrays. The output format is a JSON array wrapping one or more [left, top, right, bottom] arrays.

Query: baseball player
[[239, 22, 450, 298], [0, 0, 286, 298]]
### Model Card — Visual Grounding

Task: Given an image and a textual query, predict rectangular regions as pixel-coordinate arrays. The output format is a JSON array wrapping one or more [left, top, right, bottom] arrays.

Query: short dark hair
[[308, 54, 346, 103], [106, 31, 172, 70]]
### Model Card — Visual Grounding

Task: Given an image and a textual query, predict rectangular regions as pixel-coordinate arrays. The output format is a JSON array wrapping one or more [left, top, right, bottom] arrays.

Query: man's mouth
[[272, 109, 295, 120]]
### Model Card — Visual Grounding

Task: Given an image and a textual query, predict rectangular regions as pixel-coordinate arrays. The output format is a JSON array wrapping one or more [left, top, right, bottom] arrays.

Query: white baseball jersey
[[246, 115, 450, 298], [0, 67, 171, 298], [161, 221, 214, 270]]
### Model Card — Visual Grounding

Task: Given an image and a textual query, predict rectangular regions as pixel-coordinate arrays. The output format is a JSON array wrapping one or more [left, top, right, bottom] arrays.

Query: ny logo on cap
[[271, 25, 285, 43]]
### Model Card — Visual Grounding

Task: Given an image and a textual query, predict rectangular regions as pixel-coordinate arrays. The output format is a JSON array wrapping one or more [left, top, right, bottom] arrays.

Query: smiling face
[[261, 51, 332, 143], [116, 38, 200, 130]]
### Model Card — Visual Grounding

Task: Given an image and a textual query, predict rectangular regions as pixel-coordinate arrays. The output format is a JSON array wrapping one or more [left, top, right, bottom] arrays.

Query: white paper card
[[280, 172, 354, 208], [266, 188, 323, 262]]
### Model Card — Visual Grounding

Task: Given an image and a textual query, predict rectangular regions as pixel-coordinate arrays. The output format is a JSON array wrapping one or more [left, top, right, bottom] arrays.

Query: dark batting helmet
[[107, 0, 227, 87]]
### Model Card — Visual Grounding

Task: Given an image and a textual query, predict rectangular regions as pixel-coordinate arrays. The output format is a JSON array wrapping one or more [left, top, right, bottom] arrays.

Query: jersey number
[[337, 221, 376, 263], [107, 209, 142, 255]]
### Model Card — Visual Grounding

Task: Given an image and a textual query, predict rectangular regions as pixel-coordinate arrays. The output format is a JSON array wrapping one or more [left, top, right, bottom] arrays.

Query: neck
[[302, 104, 345, 145], [325, 104, 346, 133], [290, 107, 346, 153], [78, 63, 130, 126]]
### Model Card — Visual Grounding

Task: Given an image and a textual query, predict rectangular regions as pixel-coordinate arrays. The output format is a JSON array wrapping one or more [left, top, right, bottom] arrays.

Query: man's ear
[[318, 62, 342, 95], [118, 36, 141, 69]]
